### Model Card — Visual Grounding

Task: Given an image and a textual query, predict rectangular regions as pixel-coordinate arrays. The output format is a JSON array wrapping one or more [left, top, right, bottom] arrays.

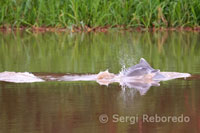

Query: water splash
[[0, 71, 44, 83], [118, 65, 126, 77]]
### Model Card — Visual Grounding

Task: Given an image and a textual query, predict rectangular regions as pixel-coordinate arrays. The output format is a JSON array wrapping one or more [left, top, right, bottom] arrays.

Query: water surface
[[0, 31, 200, 133]]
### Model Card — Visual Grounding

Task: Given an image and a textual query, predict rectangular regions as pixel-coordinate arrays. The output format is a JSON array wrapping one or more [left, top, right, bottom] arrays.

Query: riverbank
[[1, 25, 200, 33]]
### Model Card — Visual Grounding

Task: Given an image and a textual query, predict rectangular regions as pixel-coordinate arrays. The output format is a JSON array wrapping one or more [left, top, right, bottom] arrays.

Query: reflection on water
[[0, 32, 200, 132], [0, 32, 200, 73], [1, 79, 200, 132]]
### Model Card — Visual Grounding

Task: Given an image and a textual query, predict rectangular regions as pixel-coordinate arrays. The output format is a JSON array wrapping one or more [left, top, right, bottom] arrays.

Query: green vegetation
[[0, 0, 200, 28]]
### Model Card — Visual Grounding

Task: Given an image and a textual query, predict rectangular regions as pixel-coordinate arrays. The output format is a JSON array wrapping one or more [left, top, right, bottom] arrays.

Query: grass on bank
[[0, 0, 200, 29]]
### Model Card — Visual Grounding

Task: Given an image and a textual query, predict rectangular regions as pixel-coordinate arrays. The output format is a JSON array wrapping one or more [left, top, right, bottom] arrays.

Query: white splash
[[0, 71, 44, 83]]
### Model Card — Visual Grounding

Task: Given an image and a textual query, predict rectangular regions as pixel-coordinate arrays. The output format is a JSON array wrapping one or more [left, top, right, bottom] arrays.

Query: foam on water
[[0, 71, 44, 83]]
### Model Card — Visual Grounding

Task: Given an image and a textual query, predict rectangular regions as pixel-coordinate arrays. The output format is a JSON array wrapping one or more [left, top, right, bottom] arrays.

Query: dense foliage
[[0, 0, 200, 28]]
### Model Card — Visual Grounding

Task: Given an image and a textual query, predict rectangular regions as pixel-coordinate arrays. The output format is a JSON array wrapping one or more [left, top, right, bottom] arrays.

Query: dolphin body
[[96, 58, 191, 95], [0, 58, 191, 95], [97, 58, 190, 83], [120, 58, 191, 81]]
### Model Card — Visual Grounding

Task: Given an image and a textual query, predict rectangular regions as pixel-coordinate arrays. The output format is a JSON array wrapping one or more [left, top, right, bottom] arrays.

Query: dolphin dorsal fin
[[139, 58, 151, 68]]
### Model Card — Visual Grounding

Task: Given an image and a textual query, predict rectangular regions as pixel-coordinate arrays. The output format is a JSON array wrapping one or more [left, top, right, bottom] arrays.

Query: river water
[[0, 31, 200, 133]]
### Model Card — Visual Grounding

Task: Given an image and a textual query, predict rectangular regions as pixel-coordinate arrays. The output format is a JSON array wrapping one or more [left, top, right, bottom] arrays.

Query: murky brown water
[[0, 32, 200, 133]]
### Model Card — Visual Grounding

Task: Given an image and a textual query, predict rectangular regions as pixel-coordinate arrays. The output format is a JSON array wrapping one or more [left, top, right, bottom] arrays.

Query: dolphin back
[[124, 58, 160, 76]]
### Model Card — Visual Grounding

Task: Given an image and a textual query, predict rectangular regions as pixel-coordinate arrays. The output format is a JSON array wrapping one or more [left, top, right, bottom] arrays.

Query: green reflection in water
[[0, 32, 200, 74]]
